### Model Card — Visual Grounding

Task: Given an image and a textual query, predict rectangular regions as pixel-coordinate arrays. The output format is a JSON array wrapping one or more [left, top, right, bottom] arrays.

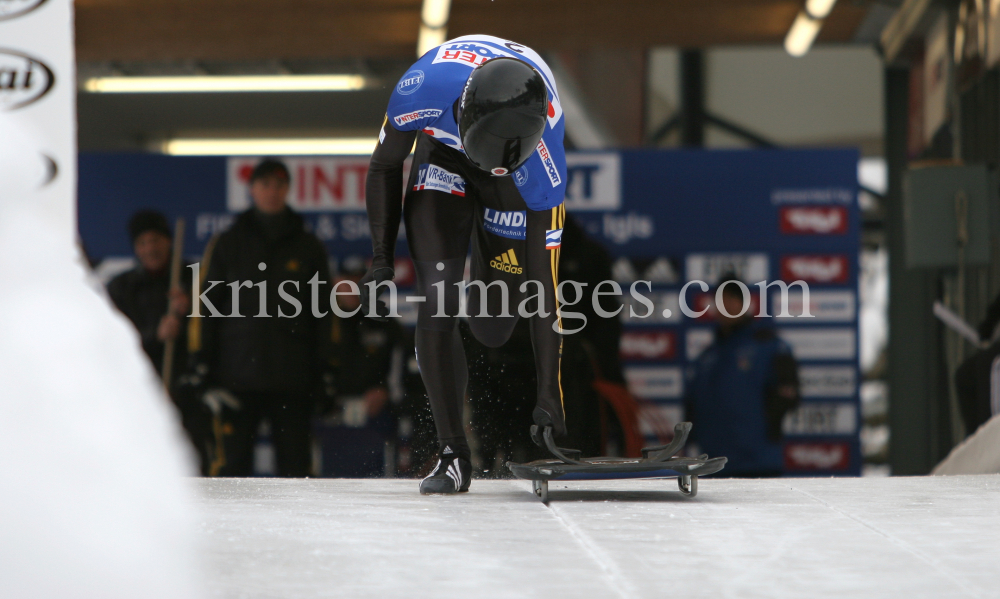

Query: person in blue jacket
[[359, 36, 568, 494], [685, 276, 801, 477]]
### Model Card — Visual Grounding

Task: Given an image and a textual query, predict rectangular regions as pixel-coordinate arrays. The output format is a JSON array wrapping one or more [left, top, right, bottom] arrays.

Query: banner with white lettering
[[78, 148, 861, 475]]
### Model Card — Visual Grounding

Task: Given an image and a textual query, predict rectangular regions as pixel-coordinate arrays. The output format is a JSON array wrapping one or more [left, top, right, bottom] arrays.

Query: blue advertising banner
[[79, 148, 860, 475]]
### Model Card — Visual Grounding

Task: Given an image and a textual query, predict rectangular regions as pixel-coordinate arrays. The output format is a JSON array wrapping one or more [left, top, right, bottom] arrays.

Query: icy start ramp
[[194, 476, 1000, 599]]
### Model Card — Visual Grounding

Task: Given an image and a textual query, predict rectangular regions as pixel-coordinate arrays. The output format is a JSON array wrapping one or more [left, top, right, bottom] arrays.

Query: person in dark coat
[[107, 210, 209, 470], [185, 159, 332, 477], [107, 210, 189, 379], [684, 275, 800, 477]]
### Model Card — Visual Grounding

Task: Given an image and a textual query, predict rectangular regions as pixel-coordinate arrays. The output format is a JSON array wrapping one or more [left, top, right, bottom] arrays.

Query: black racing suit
[[364, 116, 567, 456]]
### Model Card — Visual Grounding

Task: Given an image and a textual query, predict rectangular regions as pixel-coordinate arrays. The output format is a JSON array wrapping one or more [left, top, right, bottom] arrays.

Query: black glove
[[359, 266, 394, 320], [174, 359, 209, 414], [174, 361, 210, 409]]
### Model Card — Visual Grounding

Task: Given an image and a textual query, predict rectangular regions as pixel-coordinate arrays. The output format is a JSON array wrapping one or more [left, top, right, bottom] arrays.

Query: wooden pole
[[161, 217, 185, 393]]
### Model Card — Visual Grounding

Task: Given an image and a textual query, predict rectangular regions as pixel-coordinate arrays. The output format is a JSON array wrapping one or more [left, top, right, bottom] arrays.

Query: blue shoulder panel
[[384, 35, 567, 211]]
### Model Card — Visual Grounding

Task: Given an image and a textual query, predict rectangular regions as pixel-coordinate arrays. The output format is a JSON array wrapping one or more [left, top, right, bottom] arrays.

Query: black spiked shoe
[[419, 445, 472, 495]]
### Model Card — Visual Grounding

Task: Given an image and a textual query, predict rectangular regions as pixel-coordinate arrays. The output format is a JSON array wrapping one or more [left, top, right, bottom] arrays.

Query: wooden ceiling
[[75, 0, 873, 63]]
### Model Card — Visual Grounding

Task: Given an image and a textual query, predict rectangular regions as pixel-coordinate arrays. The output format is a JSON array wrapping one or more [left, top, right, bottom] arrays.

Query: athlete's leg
[[413, 308, 468, 449], [404, 143, 475, 457], [465, 171, 567, 438]]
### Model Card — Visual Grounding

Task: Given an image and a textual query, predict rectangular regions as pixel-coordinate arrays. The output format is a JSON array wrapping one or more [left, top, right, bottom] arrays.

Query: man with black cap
[[107, 210, 189, 380], [185, 159, 332, 477], [361, 36, 568, 494]]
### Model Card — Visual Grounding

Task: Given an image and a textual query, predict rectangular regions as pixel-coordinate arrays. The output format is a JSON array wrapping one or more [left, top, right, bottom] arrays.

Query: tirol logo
[[0, 0, 48, 21], [491, 249, 523, 274], [780, 206, 848, 235], [396, 70, 424, 95], [0, 49, 54, 110], [784, 442, 851, 471], [781, 255, 849, 283], [620, 331, 677, 361], [513, 166, 529, 187], [483, 208, 526, 240]]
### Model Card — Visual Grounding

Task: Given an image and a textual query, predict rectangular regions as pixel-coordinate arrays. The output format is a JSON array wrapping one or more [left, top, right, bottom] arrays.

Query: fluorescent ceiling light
[[418, 25, 448, 57], [160, 138, 379, 156], [417, 0, 451, 56], [83, 74, 368, 93], [421, 0, 451, 28], [784, 11, 823, 57], [805, 0, 837, 19]]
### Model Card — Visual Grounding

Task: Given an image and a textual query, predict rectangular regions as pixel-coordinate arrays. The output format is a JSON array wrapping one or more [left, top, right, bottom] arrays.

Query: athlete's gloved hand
[[533, 405, 567, 439], [359, 266, 394, 320]]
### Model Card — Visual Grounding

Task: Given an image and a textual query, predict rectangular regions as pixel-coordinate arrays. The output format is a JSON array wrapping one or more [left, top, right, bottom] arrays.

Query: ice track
[[195, 475, 1000, 599]]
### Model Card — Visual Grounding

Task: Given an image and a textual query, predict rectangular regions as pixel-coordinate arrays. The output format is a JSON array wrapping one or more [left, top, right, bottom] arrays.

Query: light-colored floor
[[195, 475, 1000, 599]]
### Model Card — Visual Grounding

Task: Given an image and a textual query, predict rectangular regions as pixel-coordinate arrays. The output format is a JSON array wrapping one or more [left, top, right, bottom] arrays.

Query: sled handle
[[641, 422, 693, 462], [532, 425, 587, 465]]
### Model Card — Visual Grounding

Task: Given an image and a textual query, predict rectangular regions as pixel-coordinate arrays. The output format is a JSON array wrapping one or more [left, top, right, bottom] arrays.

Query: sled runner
[[507, 422, 727, 503]]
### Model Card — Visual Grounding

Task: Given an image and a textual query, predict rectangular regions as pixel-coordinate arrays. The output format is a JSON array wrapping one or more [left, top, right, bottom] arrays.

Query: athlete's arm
[[365, 120, 417, 271]]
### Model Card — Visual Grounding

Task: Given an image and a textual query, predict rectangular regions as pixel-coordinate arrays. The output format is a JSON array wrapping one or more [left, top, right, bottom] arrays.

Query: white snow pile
[[933, 414, 1000, 475], [0, 115, 204, 598]]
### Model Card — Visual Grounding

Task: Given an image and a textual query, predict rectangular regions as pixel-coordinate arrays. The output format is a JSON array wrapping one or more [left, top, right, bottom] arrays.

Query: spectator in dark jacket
[[186, 159, 331, 477], [108, 210, 209, 471], [684, 275, 800, 477], [107, 210, 189, 379]]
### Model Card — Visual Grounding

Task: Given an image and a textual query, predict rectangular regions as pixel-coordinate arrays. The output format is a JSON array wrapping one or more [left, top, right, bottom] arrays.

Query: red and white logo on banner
[[781, 255, 849, 283], [784, 442, 851, 471], [620, 331, 677, 361], [228, 157, 412, 212], [779, 206, 848, 235]]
